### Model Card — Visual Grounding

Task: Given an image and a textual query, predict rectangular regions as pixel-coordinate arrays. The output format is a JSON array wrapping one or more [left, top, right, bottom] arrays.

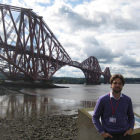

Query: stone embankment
[[0, 86, 78, 140]]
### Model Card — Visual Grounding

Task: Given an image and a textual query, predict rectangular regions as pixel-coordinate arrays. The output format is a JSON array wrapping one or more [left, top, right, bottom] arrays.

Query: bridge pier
[[103, 67, 112, 84], [82, 71, 101, 85], [103, 75, 111, 84]]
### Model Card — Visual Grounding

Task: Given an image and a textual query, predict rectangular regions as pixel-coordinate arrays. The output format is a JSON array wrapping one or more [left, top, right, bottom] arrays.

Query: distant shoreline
[[0, 80, 139, 91]]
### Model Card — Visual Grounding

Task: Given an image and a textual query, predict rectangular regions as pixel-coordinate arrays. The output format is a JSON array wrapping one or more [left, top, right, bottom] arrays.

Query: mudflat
[[0, 86, 78, 140]]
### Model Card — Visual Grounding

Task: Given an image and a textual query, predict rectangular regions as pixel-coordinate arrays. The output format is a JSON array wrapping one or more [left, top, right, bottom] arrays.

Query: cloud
[[119, 54, 140, 67], [42, 1, 111, 33], [83, 36, 123, 60], [112, 16, 140, 31], [55, 65, 84, 77], [110, 65, 140, 78]]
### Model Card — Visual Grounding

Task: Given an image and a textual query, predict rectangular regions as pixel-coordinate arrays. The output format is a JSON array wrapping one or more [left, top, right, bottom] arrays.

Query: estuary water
[[0, 84, 140, 118]]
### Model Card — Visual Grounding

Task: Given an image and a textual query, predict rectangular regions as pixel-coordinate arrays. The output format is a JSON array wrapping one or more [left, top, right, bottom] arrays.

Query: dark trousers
[[104, 134, 132, 140]]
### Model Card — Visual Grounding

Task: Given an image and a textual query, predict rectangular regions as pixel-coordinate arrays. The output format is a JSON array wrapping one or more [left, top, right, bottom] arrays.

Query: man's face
[[111, 78, 123, 94]]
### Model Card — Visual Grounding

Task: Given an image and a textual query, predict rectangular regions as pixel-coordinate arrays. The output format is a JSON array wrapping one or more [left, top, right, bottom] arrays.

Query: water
[[0, 84, 140, 118]]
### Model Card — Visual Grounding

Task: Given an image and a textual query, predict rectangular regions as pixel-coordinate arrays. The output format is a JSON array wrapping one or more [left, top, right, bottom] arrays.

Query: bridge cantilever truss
[[0, 4, 72, 81], [0, 4, 111, 84], [68, 56, 111, 84]]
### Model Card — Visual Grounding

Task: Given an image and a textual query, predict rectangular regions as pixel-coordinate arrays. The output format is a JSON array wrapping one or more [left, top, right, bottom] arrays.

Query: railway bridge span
[[0, 4, 111, 84]]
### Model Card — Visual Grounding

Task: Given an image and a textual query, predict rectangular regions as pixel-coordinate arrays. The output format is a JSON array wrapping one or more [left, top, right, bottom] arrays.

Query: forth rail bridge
[[0, 4, 111, 84]]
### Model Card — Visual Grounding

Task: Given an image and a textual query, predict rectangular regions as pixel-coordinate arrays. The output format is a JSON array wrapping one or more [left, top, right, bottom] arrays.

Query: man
[[92, 74, 134, 140]]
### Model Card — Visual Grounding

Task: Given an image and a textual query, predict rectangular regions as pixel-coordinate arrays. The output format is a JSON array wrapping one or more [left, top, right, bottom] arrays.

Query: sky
[[0, 0, 140, 78]]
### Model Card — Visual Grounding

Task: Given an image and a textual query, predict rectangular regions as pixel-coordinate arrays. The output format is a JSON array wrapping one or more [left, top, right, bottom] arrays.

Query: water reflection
[[0, 94, 97, 118], [80, 100, 96, 108], [0, 83, 140, 118]]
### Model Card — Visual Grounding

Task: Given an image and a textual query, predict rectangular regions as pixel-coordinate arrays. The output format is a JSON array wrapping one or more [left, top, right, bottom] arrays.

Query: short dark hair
[[110, 74, 125, 86]]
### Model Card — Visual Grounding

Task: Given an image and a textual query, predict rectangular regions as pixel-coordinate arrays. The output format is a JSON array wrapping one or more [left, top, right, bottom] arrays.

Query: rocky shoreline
[[0, 114, 78, 140], [0, 86, 78, 140]]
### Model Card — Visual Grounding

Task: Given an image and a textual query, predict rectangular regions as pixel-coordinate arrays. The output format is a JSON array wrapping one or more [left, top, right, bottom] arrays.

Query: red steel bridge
[[0, 4, 111, 84]]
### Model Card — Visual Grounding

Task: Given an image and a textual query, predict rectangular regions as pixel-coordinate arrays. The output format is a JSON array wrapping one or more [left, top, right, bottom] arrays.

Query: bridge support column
[[103, 76, 110, 84], [83, 71, 101, 85], [103, 67, 112, 84]]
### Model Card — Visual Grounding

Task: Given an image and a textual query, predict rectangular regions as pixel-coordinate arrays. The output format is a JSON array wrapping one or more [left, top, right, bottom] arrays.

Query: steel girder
[[0, 4, 72, 81]]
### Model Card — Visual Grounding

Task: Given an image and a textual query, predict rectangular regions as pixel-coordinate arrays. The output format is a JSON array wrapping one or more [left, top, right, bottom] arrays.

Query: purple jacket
[[92, 93, 134, 134]]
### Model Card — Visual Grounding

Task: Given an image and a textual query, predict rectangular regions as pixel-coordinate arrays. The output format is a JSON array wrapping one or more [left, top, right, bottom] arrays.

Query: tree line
[[0, 72, 140, 84], [50, 77, 140, 84]]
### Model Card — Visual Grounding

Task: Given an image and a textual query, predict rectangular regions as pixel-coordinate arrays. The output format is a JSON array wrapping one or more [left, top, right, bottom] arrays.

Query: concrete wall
[[78, 108, 140, 140]]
